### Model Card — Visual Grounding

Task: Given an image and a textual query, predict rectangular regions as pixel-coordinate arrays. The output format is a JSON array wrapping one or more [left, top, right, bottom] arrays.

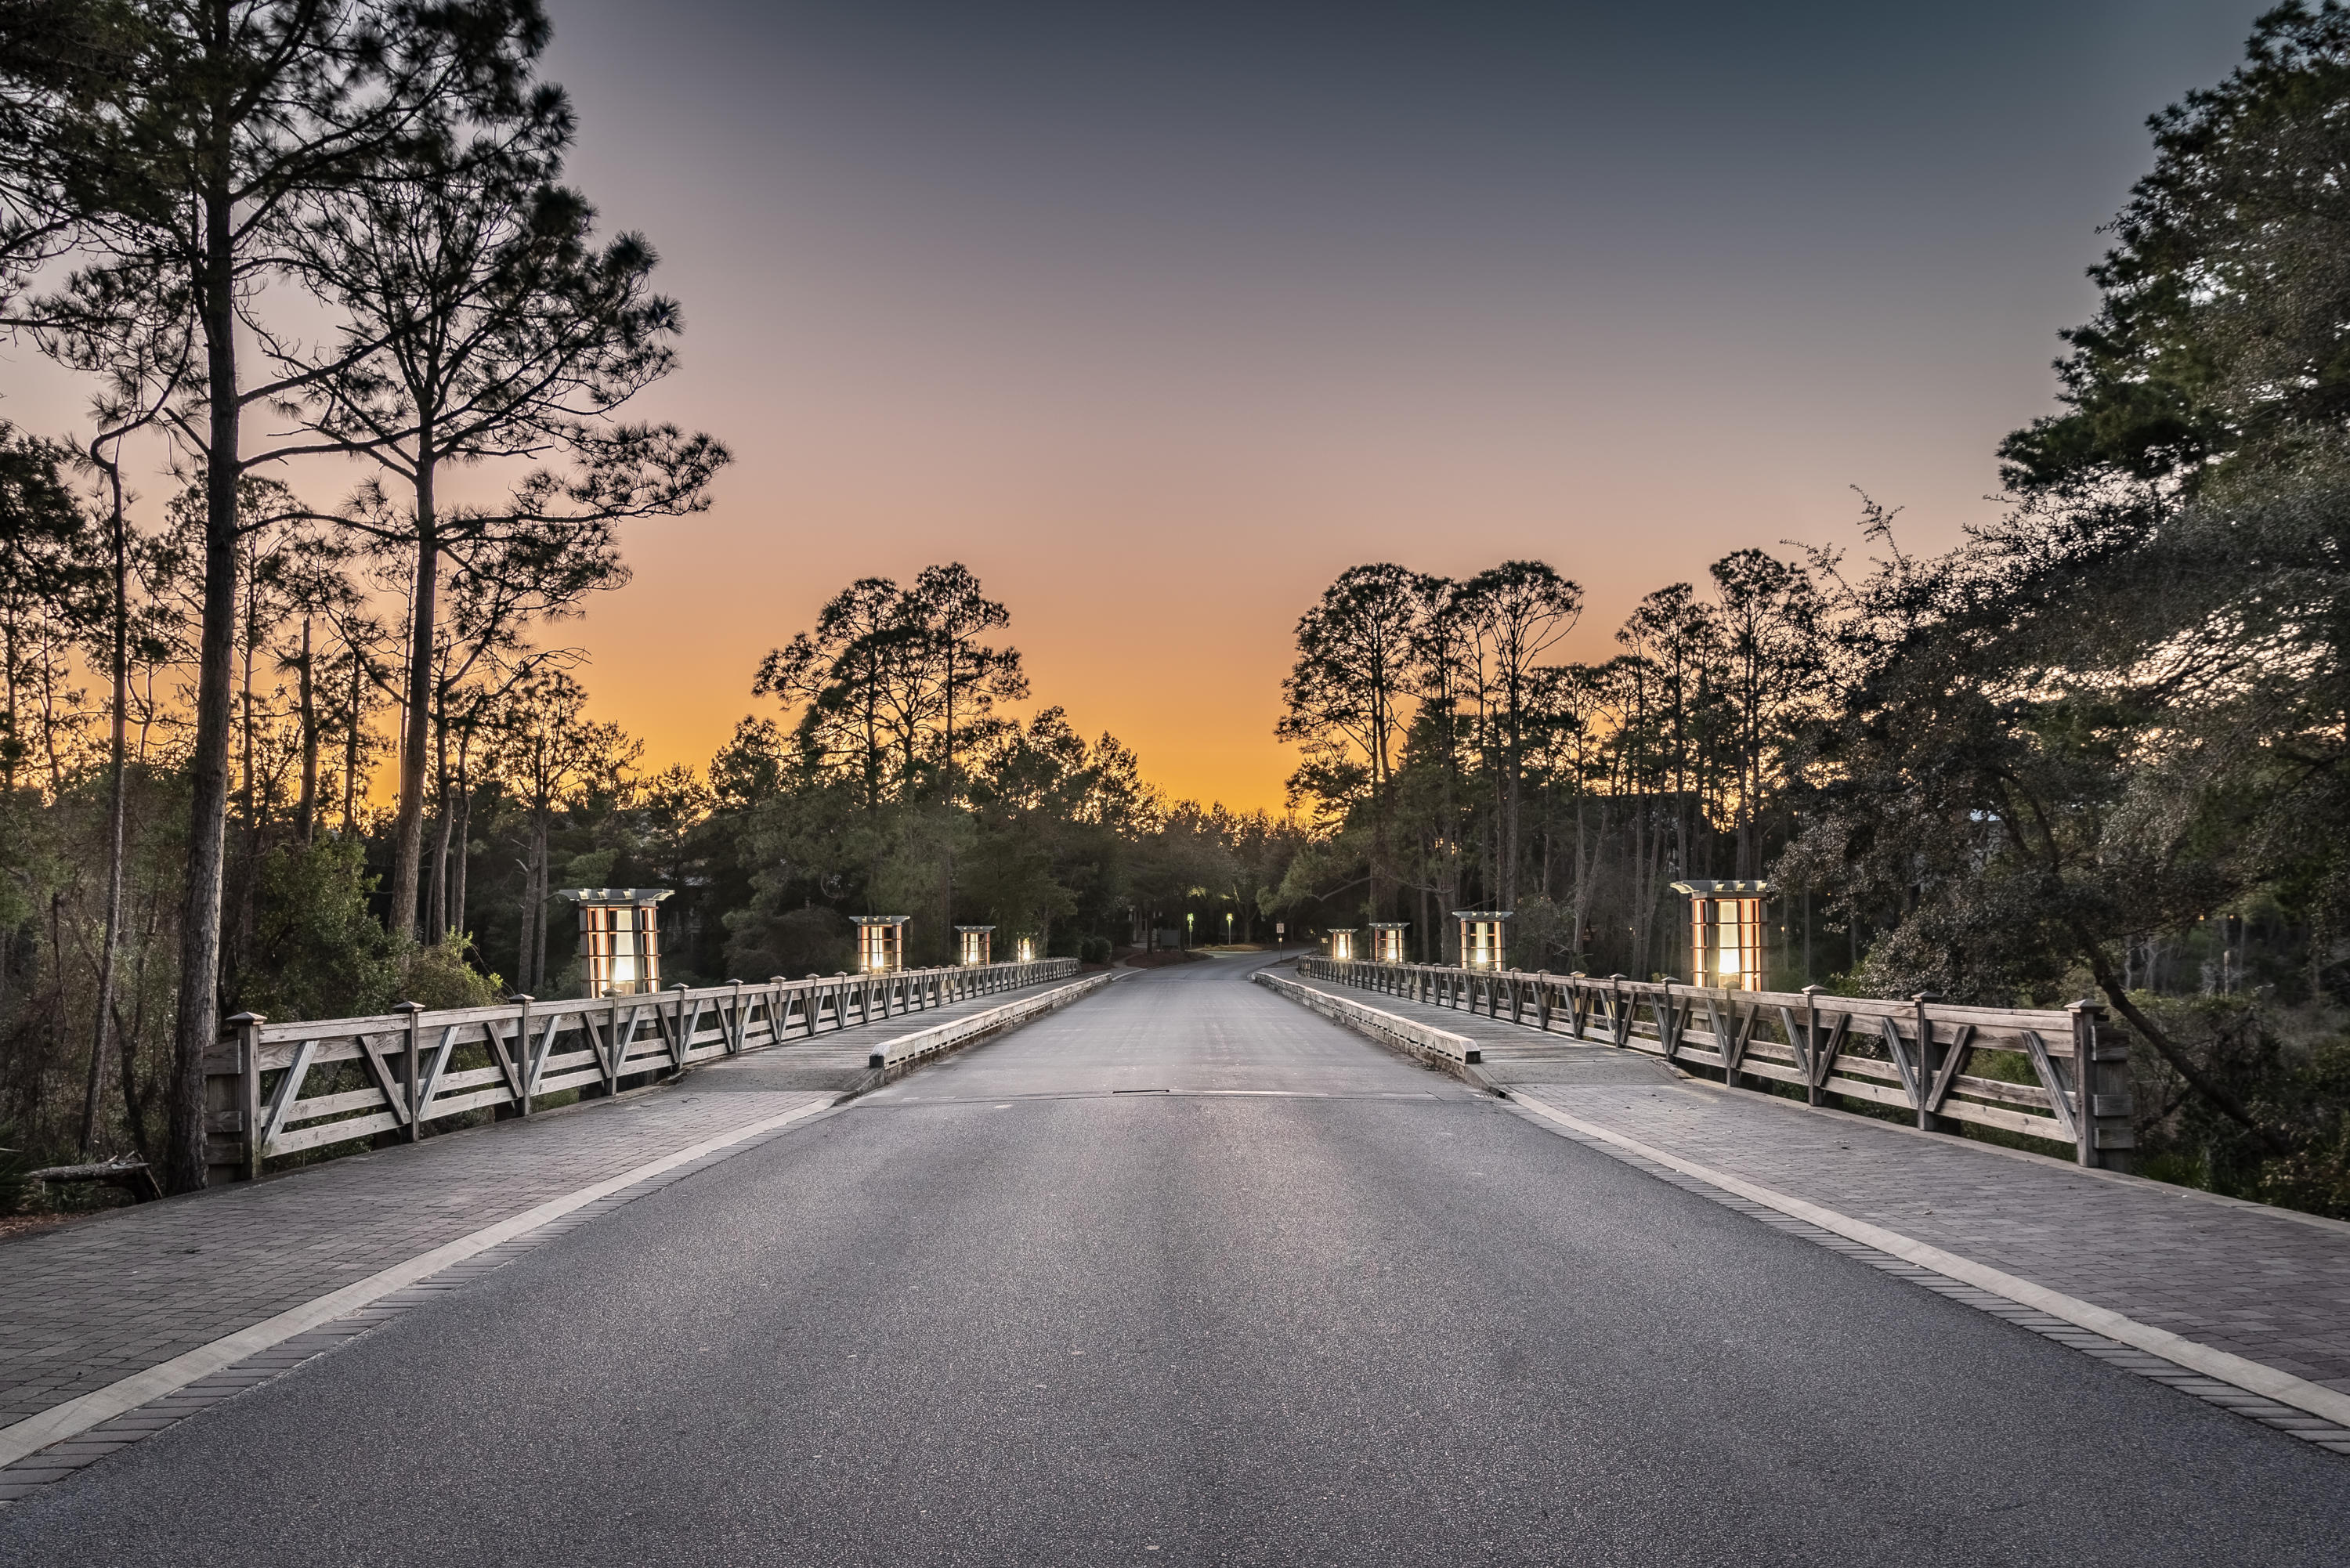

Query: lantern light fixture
[[1368, 921, 1408, 963], [850, 915, 909, 974], [955, 925, 995, 966], [1018, 934, 1036, 963], [1328, 927, 1359, 962], [1672, 880, 1772, 991], [559, 888, 671, 998], [1453, 910, 1512, 971]]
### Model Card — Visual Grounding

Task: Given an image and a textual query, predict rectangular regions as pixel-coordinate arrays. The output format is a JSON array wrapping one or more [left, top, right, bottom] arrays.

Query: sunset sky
[[4, 1, 2276, 811]]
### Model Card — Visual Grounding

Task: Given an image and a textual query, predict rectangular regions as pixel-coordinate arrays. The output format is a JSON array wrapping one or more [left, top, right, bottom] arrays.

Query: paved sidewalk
[[1283, 968, 2350, 1409], [0, 977, 1074, 1435]]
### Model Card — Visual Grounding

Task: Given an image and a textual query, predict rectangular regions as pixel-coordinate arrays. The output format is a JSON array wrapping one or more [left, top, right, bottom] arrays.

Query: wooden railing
[[202, 959, 1082, 1183], [1296, 958, 2135, 1171]]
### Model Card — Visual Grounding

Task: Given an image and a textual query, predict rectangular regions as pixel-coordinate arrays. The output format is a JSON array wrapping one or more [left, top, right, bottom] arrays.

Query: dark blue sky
[[516, 0, 2269, 803]]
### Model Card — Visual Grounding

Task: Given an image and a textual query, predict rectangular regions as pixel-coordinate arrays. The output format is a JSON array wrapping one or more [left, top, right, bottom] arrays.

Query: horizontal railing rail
[[202, 959, 1083, 1183], [1295, 957, 2134, 1170]]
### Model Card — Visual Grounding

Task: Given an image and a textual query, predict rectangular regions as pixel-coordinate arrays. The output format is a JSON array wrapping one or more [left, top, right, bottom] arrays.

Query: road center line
[[1508, 1092, 2350, 1429], [0, 1095, 841, 1472]]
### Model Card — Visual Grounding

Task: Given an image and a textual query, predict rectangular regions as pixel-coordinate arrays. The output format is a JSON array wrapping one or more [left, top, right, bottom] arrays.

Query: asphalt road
[[5, 956, 2346, 1566]]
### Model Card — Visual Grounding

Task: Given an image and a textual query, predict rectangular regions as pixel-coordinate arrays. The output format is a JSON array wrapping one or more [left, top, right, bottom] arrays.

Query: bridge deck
[[1282, 965, 2350, 1424], [2, 959, 2346, 1563]]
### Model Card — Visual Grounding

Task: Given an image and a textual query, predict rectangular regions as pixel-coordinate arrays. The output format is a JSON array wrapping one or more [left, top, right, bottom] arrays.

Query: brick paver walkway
[[1285, 968, 2350, 1401], [0, 977, 1074, 1433]]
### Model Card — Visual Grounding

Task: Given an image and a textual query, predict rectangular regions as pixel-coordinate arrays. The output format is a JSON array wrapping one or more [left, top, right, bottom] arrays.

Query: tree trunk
[[342, 637, 363, 834], [531, 816, 551, 992], [295, 616, 317, 844], [427, 676, 450, 939], [450, 753, 472, 939], [389, 439, 438, 940], [167, 170, 242, 1195], [81, 461, 131, 1156]]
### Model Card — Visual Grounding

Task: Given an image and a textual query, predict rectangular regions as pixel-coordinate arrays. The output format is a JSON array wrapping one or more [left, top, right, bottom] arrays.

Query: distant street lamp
[[1185, 911, 1194, 949], [559, 888, 671, 997], [1225, 911, 1234, 943]]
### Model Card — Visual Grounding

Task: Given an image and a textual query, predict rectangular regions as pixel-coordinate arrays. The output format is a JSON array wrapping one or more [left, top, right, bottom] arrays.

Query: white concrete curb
[[869, 972, 1114, 1072], [1256, 971, 1481, 1068]]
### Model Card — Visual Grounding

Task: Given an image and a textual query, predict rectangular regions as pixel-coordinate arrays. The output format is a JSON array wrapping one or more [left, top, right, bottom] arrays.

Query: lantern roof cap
[[1670, 880, 1773, 896], [849, 914, 910, 925], [557, 887, 671, 906], [953, 924, 996, 933], [1367, 921, 1409, 930], [1327, 927, 1359, 933], [1452, 909, 1513, 920]]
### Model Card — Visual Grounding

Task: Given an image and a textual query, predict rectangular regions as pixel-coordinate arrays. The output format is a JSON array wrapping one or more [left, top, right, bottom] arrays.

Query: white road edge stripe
[[0, 1095, 840, 1472], [1509, 1092, 2350, 1430]]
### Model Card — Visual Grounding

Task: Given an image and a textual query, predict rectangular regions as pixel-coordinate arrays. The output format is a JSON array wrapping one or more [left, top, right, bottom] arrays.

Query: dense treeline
[[1270, 552, 1822, 981], [1274, 5, 2350, 1215]]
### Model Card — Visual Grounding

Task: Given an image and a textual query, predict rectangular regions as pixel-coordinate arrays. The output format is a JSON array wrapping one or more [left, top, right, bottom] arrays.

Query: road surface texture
[[2, 956, 2345, 1566]]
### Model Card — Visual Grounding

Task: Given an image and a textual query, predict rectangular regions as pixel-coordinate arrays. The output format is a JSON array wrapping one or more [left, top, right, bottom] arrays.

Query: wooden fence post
[[2072, 999, 2135, 1172], [512, 995, 535, 1115], [394, 1001, 424, 1141], [1912, 993, 1948, 1133], [1804, 986, 1825, 1107], [607, 995, 624, 1093], [232, 1012, 266, 1180]]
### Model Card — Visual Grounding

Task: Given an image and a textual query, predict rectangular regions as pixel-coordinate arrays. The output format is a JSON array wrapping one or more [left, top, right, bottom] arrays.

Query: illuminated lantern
[[559, 888, 671, 998], [1328, 928, 1358, 962], [1368, 922, 1408, 963], [1018, 934, 1036, 963], [1454, 910, 1511, 971], [851, 915, 909, 974], [1673, 880, 1770, 991], [956, 925, 995, 966]]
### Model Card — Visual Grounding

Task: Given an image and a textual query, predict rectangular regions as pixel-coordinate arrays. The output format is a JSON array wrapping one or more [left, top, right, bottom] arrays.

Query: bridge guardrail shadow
[[201, 959, 1083, 1183], [1295, 957, 2134, 1171]]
